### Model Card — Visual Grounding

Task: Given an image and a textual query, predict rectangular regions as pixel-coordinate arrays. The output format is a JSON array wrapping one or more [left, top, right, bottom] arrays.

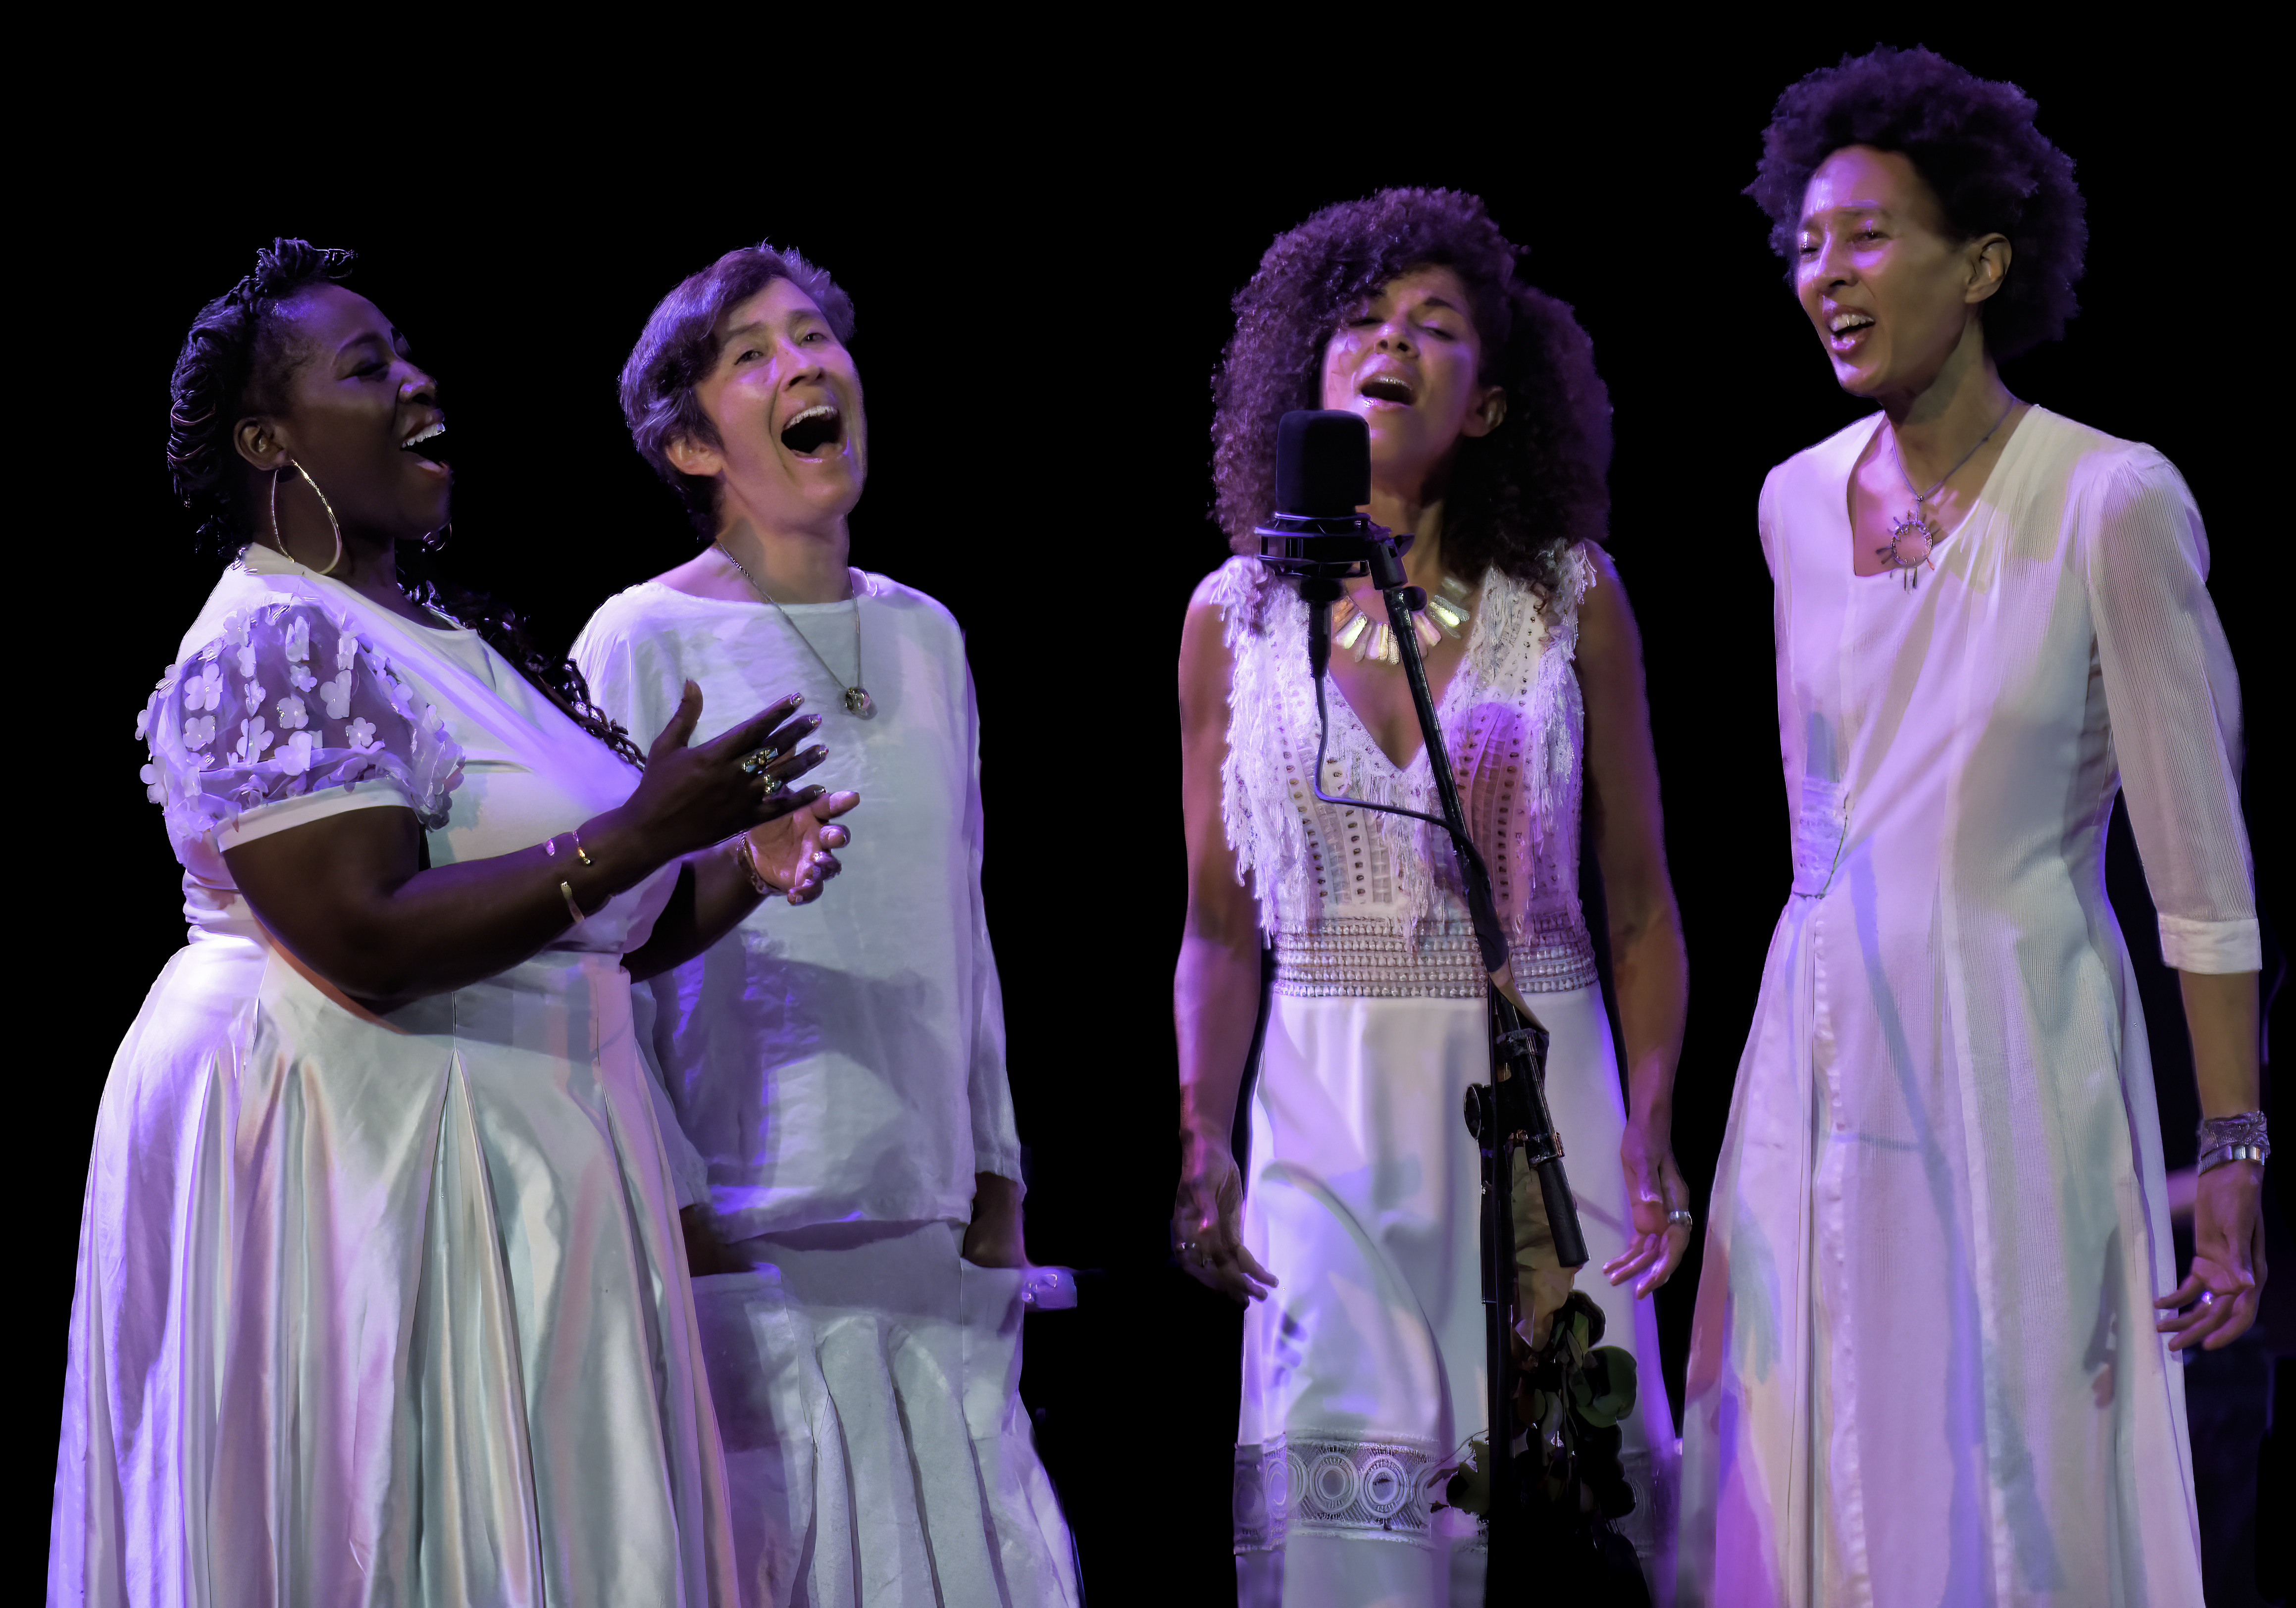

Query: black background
[[29, 28, 2280, 1601]]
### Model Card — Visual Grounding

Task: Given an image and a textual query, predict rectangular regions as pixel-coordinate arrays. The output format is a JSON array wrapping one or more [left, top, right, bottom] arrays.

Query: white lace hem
[[1234, 1433, 1441, 1554]]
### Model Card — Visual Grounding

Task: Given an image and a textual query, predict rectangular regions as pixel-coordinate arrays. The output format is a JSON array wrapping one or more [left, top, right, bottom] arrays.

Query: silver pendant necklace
[[1877, 398, 2016, 591], [716, 543, 875, 718]]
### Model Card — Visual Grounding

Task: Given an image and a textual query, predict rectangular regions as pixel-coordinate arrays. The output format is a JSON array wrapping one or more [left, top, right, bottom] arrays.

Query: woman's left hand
[[1604, 1112, 1692, 1298], [2157, 1159, 2267, 1351], [745, 790, 860, 905], [962, 1172, 1028, 1268]]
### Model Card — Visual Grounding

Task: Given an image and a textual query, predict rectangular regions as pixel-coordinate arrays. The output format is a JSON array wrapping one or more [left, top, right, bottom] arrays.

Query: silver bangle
[[2198, 1142, 2267, 1175]]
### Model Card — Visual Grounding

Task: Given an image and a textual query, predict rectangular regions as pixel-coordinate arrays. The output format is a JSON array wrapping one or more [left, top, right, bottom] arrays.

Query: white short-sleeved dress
[[1216, 551, 1680, 1608], [51, 543, 735, 1607], [1677, 408, 2258, 1607]]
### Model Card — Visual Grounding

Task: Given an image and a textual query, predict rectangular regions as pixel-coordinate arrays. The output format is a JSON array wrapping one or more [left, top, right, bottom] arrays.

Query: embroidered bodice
[[1216, 548, 1601, 998]]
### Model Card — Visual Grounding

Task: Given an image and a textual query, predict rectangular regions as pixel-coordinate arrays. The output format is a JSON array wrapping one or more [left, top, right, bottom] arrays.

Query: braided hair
[[167, 239, 644, 767]]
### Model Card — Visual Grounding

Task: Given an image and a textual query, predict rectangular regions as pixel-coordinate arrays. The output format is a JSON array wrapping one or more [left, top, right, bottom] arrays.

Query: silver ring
[[760, 773, 786, 798], [1667, 1209, 1695, 1228], [738, 746, 780, 776], [2200, 1291, 2217, 1306]]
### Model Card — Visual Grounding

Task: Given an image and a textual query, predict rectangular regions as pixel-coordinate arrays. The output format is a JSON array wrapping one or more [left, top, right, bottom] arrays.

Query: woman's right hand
[[616, 683, 829, 860], [1174, 1128, 1278, 1304]]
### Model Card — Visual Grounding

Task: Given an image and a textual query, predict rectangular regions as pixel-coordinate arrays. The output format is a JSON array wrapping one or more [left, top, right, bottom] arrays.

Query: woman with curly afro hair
[[1173, 189, 1690, 1604], [1677, 48, 2261, 1606], [50, 240, 861, 1603]]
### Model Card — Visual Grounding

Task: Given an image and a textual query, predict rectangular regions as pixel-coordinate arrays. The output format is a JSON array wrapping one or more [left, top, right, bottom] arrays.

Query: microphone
[[1255, 410, 1419, 683], [1275, 407, 1369, 518]]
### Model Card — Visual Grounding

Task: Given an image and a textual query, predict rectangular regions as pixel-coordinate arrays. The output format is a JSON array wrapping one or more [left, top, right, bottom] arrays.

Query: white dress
[[1215, 551, 1680, 1608], [51, 544, 735, 1608], [573, 573, 1078, 1608], [1676, 408, 2258, 1607]]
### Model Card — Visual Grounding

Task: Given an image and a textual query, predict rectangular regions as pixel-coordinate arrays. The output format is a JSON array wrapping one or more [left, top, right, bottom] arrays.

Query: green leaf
[[1575, 1345, 1637, 1428]]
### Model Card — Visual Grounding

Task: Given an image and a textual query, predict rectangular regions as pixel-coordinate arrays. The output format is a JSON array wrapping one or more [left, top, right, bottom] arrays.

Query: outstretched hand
[[1604, 1113, 1691, 1298], [744, 790, 860, 905], [2157, 1159, 2266, 1351], [625, 684, 830, 858], [1174, 1131, 1279, 1304]]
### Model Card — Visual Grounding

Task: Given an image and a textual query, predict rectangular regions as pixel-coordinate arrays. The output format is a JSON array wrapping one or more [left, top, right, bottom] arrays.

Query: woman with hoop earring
[[50, 240, 861, 1604]]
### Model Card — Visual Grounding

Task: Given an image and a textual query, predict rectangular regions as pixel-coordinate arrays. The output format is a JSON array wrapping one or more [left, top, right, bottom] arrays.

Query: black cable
[[1307, 660, 1454, 831]]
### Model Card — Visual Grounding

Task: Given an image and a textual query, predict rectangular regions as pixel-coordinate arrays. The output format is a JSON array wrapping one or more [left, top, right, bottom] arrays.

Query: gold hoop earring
[[272, 457, 345, 576]]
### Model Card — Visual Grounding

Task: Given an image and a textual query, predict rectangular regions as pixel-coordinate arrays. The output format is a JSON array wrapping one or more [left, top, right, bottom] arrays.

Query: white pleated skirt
[[1234, 982, 1678, 1608], [694, 1222, 1080, 1608]]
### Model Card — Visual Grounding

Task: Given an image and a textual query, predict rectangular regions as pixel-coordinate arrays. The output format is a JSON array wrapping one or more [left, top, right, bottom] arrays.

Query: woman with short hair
[[1678, 49, 2264, 1605], [574, 242, 1078, 1608], [52, 240, 855, 1604], [1175, 189, 1691, 1606]]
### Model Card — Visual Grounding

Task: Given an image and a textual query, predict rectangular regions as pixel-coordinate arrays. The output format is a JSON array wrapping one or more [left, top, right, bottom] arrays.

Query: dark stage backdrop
[[30, 31, 2278, 1600]]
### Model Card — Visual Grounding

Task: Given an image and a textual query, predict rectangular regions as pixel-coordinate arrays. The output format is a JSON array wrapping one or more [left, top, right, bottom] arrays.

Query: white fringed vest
[[1214, 546, 1601, 998]]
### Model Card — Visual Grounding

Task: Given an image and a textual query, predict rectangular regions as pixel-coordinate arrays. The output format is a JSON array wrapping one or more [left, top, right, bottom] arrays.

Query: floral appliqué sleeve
[[136, 600, 461, 849]]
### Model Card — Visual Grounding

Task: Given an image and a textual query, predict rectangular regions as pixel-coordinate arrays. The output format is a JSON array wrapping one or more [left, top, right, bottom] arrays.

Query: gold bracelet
[[542, 830, 596, 868], [733, 833, 777, 897], [559, 879, 586, 925]]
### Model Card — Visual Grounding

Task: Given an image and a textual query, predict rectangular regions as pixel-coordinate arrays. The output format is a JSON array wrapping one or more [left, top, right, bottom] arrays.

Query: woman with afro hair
[[51, 241, 860, 1603], [1174, 189, 1690, 1604], [1677, 48, 2262, 1606]]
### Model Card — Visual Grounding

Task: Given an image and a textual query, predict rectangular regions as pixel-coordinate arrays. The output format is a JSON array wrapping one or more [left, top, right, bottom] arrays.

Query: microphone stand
[[1276, 532, 1588, 1605]]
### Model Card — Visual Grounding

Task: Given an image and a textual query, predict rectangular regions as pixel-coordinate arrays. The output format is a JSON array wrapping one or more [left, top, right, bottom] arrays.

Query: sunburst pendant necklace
[[1877, 399, 2015, 592], [1328, 574, 1472, 663]]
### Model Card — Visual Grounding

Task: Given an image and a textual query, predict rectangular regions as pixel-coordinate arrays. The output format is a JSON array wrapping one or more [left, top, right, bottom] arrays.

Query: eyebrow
[[1361, 296, 1466, 319], [1802, 200, 1891, 224], [335, 328, 404, 356], [720, 308, 823, 343]]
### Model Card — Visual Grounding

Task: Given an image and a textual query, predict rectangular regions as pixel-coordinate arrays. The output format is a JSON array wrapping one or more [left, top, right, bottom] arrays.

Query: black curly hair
[[1746, 45, 2087, 359], [1212, 188, 1612, 605], [166, 239, 644, 767]]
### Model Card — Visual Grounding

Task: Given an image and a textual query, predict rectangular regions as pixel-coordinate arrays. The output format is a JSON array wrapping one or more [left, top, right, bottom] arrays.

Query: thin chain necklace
[[1875, 398, 2017, 591], [715, 542, 875, 718], [1327, 575, 1473, 663]]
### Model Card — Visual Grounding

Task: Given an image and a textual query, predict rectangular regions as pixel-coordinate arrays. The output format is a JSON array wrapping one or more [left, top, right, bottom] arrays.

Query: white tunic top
[[1677, 408, 2255, 1607], [573, 572, 1021, 1239]]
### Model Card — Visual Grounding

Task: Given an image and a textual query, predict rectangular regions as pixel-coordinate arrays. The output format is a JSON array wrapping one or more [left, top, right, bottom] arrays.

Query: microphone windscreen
[[1274, 410, 1370, 517]]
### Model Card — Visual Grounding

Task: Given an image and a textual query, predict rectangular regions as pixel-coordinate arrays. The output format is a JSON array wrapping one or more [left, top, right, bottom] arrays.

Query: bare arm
[[2157, 968, 2266, 1350], [1576, 553, 1694, 1298], [226, 687, 827, 1010], [1173, 588, 1277, 1304]]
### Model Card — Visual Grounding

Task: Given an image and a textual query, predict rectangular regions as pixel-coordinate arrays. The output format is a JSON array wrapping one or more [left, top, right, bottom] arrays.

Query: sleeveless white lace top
[[1215, 547, 1601, 999]]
